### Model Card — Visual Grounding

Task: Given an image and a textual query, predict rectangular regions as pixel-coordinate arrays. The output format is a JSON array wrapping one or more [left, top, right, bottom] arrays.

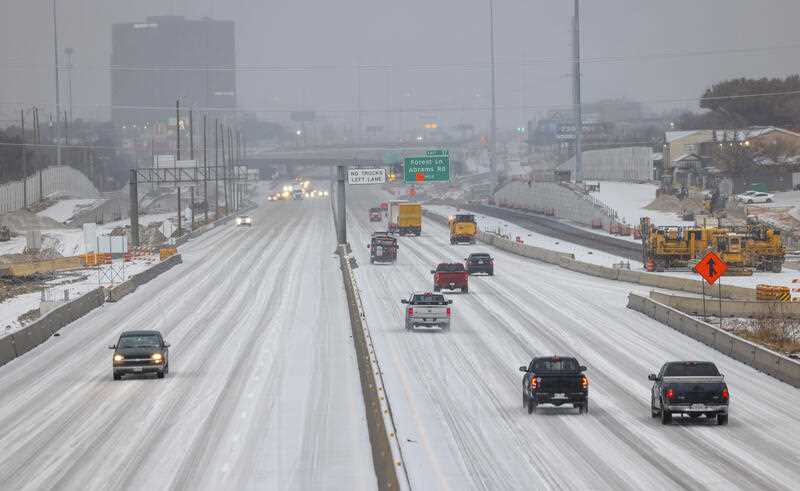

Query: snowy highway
[[0, 197, 376, 490], [348, 188, 800, 490]]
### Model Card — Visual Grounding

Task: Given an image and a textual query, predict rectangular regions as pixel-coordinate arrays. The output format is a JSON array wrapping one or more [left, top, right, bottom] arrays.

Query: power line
[[2, 41, 800, 73], [4, 88, 800, 116]]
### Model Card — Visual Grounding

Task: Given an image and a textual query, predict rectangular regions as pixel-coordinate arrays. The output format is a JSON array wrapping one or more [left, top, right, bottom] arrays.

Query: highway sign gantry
[[404, 155, 450, 182]]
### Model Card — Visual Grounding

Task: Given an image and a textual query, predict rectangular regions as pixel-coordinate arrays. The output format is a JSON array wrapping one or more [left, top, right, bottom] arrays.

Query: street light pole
[[488, 0, 498, 191], [65, 48, 74, 123], [572, 0, 583, 182], [52, 0, 62, 166]]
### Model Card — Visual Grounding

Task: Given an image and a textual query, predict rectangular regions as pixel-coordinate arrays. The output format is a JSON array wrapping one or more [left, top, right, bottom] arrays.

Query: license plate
[[133, 367, 143, 373], [553, 393, 566, 399], [478, 260, 484, 264], [449, 283, 455, 287], [690, 404, 707, 411]]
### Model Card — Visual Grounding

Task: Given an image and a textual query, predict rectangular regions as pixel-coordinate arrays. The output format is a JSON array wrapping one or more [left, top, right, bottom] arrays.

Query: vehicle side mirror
[[648, 374, 658, 381], [518, 366, 528, 372], [579, 365, 587, 372], [164, 343, 171, 348], [108, 345, 116, 349], [401, 299, 408, 304], [430, 270, 436, 274], [367, 245, 370, 249], [447, 300, 453, 304]]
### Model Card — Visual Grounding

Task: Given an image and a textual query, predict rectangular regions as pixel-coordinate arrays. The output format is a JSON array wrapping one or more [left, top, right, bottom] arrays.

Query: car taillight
[[580, 375, 589, 389], [407, 308, 413, 316], [530, 377, 538, 389], [446, 307, 451, 316], [665, 388, 675, 400], [722, 387, 729, 400]]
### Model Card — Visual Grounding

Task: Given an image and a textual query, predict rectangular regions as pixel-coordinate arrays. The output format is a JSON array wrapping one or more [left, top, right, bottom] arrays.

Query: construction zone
[[640, 217, 785, 274]]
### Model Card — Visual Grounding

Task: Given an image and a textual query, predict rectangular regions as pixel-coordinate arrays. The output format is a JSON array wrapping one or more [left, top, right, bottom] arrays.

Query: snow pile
[[592, 181, 694, 226], [38, 199, 103, 224]]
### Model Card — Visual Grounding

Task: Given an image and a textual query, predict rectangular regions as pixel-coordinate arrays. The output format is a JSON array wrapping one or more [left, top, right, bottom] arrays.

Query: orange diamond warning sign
[[694, 251, 727, 285]]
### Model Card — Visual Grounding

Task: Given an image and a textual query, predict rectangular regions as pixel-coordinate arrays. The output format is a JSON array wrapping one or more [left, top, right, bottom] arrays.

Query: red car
[[431, 263, 469, 293], [379, 202, 388, 211]]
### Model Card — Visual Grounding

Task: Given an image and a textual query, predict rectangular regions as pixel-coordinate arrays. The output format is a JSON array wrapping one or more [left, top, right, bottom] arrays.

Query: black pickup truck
[[519, 356, 589, 414], [649, 361, 730, 425]]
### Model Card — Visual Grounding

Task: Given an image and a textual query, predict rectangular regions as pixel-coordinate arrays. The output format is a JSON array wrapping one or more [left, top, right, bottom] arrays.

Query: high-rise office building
[[111, 16, 235, 125]]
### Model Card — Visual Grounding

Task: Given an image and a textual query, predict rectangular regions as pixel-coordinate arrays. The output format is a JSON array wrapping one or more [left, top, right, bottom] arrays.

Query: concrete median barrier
[[337, 245, 405, 489], [627, 293, 800, 388], [0, 336, 16, 365], [107, 280, 137, 302], [650, 291, 800, 319], [130, 254, 182, 287]]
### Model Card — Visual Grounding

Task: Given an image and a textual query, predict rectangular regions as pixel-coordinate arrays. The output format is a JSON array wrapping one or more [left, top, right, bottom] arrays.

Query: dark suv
[[466, 253, 494, 275], [109, 330, 170, 380]]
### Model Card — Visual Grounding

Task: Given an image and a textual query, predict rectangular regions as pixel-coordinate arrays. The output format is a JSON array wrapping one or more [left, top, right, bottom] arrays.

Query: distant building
[[111, 16, 236, 125]]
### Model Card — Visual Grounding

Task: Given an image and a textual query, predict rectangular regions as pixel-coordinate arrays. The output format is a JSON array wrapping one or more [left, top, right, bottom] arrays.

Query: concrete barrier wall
[[495, 181, 612, 226], [130, 254, 183, 287], [627, 293, 800, 388], [107, 280, 137, 302], [560, 147, 653, 181], [650, 291, 800, 318], [337, 245, 404, 489]]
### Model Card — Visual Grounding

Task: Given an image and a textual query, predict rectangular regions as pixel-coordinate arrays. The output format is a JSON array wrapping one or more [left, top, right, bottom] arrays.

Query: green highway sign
[[426, 149, 449, 157], [404, 156, 450, 182]]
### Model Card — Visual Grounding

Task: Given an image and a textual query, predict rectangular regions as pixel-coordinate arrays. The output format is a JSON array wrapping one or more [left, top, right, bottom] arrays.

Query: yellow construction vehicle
[[641, 218, 713, 271], [743, 226, 785, 272], [449, 214, 477, 244]]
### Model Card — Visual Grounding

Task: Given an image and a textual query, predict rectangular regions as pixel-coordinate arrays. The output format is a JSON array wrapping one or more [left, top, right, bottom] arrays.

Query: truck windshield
[[455, 215, 475, 223], [533, 358, 579, 372], [664, 362, 720, 377], [437, 263, 465, 272], [412, 294, 446, 305]]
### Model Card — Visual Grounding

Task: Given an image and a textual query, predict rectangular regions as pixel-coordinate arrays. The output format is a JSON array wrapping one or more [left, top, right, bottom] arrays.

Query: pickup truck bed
[[402, 293, 452, 331], [650, 361, 730, 425], [432, 263, 469, 293]]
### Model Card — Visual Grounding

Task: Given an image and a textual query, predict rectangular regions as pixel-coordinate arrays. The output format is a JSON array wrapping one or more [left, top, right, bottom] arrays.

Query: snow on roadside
[[38, 199, 104, 224], [591, 181, 693, 227], [427, 203, 800, 292], [426, 204, 638, 268], [0, 257, 162, 338]]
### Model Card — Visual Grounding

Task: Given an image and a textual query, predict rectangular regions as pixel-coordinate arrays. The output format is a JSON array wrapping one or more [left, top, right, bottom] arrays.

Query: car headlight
[[113, 354, 124, 363], [151, 353, 163, 363], [236, 218, 242, 224]]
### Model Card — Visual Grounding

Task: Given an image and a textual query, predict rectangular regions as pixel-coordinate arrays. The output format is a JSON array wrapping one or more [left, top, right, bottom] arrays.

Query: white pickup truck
[[401, 292, 452, 331]]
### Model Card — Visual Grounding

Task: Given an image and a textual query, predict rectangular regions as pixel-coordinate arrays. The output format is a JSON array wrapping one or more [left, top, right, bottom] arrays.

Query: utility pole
[[21, 109, 28, 208], [572, 0, 583, 183], [51, 0, 62, 167], [177, 186, 182, 237], [214, 118, 219, 216], [203, 114, 208, 223], [190, 186, 195, 230], [65, 48, 74, 123], [356, 63, 362, 144], [176, 99, 181, 160], [189, 109, 194, 160], [236, 131, 242, 206], [488, 0, 498, 191], [130, 169, 139, 246], [221, 122, 228, 214], [336, 165, 347, 244], [64, 110, 69, 146]]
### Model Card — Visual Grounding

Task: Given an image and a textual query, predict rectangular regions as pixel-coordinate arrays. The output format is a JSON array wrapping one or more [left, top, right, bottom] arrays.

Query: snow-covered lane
[[348, 188, 800, 490], [0, 198, 376, 490]]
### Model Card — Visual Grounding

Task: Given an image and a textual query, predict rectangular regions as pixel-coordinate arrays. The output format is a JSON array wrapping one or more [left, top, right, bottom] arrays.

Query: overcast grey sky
[[2, 0, 800, 130]]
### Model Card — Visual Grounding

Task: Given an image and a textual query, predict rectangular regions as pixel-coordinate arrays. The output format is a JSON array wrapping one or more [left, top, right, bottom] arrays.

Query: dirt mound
[[0, 210, 65, 233]]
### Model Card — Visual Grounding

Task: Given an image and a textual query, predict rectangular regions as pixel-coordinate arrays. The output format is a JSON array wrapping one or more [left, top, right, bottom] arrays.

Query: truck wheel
[[527, 398, 537, 414], [579, 400, 589, 414], [523, 392, 528, 408], [660, 405, 672, 425], [433, 286, 440, 292], [370, 258, 374, 264], [113, 372, 121, 381], [462, 286, 469, 294], [717, 414, 728, 426], [489, 270, 494, 276], [650, 397, 659, 418], [450, 238, 455, 245], [772, 261, 782, 273]]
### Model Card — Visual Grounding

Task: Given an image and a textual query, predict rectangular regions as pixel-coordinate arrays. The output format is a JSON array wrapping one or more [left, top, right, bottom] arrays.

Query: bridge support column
[[337, 165, 347, 244]]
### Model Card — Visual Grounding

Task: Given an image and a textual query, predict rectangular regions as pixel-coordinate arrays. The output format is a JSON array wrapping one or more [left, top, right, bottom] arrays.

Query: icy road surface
[[0, 198, 376, 490], [349, 188, 800, 490]]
